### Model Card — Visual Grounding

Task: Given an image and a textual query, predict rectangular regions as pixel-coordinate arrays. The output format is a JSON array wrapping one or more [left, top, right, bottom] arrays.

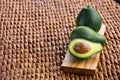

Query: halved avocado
[[71, 26, 106, 44], [69, 39, 103, 59]]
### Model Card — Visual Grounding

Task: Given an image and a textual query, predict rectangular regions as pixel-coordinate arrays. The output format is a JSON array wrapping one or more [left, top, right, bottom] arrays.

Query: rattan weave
[[0, 0, 120, 80]]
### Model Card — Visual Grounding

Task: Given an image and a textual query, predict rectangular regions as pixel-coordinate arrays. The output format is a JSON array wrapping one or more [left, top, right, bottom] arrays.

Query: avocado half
[[71, 26, 106, 44], [69, 39, 103, 59]]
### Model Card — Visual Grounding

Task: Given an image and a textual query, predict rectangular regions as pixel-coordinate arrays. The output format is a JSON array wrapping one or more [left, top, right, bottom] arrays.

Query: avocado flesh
[[76, 6, 102, 32], [69, 39, 103, 59], [71, 26, 106, 44]]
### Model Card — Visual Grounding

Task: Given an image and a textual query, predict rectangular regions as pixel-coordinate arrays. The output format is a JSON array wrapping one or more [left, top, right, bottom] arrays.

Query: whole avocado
[[76, 6, 102, 32], [71, 26, 106, 44]]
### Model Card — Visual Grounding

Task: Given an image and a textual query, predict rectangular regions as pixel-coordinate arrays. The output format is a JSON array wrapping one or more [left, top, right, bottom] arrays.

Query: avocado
[[71, 26, 106, 44], [69, 39, 103, 59], [76, 6, 102, 32]]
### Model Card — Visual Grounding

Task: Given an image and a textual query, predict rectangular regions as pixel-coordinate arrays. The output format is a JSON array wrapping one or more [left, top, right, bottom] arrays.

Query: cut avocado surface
[[69, 39, 103, 59], [71, 26, 106, 44], [76, 6, 102, 32]]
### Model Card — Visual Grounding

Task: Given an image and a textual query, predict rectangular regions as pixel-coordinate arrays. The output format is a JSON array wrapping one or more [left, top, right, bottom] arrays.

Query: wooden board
[[61, 24, 106, 75]]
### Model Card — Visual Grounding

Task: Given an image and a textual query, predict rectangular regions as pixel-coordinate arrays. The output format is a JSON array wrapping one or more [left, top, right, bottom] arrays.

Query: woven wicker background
[[0, 0, 120, 80]]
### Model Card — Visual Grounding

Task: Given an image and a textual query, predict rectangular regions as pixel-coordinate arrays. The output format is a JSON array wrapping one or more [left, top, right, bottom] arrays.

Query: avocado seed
[[73, 42, 91, 54]]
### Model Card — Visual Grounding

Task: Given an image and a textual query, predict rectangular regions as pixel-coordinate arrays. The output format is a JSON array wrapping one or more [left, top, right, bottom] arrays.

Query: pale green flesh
[[69, 39, 103, 59]]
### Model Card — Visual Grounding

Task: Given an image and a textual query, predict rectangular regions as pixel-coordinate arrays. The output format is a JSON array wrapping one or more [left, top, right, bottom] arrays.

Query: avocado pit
[[73, 42, 91, 54]]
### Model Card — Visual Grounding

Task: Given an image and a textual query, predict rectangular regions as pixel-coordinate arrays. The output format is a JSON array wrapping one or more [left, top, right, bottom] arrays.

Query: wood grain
[[61, 24, 106, 75]]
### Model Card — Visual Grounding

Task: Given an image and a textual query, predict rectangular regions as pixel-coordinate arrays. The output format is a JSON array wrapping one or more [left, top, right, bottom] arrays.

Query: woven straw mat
[[0, 0, 120, 80]]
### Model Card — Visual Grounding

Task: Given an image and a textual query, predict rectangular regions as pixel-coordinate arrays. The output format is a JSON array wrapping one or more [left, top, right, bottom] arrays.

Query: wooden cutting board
[[61, 24, 106, 75]]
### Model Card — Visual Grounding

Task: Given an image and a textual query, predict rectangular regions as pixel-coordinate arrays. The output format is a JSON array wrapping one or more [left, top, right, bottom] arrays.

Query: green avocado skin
[[71, 26, 106, 44], [76, 6, 102, 32]]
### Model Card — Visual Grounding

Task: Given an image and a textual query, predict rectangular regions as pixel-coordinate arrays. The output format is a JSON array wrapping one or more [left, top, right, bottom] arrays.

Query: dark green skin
[[76, 6, 102, 32], [71, 26, 106, 44]]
